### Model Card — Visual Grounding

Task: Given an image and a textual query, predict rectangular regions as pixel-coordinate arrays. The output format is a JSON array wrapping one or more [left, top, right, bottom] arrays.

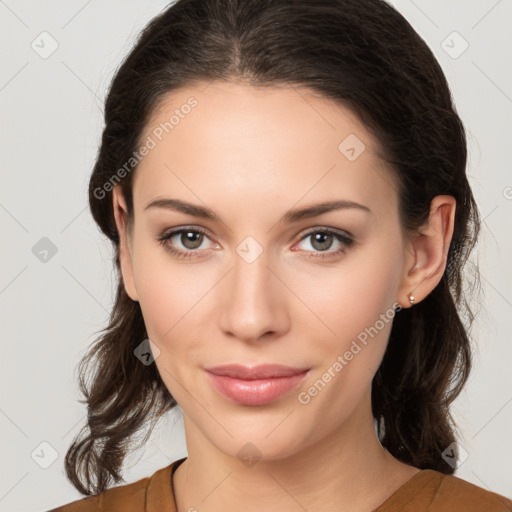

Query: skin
[[112, 81, 456, 511]]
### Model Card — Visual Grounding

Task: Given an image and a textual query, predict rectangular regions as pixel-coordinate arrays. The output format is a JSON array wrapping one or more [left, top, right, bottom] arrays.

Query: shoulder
[[47, 457, 184, 512], [46, 470, 155, 512], [416, 470, 512, 511]]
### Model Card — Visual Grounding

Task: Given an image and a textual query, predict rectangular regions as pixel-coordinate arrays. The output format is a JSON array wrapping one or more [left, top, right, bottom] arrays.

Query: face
[[114, 81, 416, 461]]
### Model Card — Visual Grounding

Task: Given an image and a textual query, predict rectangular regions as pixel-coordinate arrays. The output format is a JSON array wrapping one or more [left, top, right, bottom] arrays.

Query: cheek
[[133, 250, 211, 402], [288, 240, 403, 408], [131, 225, 403, 402], [293, 269, 400, 423], [133, 246, 177, 336], [131, 239, 216, 364], [291, 240, 402, 348]]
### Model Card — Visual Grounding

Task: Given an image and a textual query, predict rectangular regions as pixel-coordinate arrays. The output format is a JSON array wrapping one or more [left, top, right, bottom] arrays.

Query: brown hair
[[65, 0, 481, 495]]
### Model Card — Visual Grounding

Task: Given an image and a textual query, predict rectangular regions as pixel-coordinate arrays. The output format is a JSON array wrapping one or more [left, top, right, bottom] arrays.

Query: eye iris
[[182, 231, 203, 249], [311, 232, 333, 251]]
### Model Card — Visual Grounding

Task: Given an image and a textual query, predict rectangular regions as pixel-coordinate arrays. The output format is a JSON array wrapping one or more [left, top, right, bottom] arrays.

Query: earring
[[409, 294, 415, 305]]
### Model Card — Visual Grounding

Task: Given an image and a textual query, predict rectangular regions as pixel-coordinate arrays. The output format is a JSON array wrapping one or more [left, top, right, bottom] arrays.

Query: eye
[[157, 226, 355, 260], [157, 227, 218, 259], [293, 228, 355, 260]]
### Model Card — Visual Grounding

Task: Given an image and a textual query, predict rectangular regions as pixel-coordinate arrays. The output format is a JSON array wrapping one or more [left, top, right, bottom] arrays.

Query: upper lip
[[205, 364, 310, 380]]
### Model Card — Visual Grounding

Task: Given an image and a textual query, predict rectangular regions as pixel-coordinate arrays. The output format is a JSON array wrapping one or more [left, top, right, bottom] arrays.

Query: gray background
[[0, 0, 511, 510]]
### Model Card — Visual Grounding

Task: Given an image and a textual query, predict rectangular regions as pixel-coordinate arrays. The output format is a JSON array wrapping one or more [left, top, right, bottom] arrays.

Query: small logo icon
[[441, 31, 469, 59], [134, 338, 161, 365], [237, 442, 263, 468], [32, 237, 58, 263], [236, 236, 263, 264], [31, 441, 59, 469], [442, 441, 469, 469], [31, 31, 59, 59], [338, 134, 366, 161]]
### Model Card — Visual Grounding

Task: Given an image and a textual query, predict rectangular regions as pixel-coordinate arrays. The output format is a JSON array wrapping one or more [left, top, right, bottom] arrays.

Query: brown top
[[48, 458, 512, 512]]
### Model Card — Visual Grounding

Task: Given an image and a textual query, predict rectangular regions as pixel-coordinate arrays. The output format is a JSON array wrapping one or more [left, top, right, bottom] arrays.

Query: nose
[[218, 247, 290, 344]]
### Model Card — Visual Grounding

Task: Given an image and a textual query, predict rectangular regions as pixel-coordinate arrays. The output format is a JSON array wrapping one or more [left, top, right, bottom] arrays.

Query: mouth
[[204, 364, 311, 406]]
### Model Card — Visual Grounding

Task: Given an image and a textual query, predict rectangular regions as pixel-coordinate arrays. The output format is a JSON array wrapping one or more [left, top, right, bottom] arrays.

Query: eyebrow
[[144, 198, 371, 223]]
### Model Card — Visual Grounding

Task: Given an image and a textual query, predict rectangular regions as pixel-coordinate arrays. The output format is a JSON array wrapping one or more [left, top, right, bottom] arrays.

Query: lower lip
[[206, 371, 309, 406]]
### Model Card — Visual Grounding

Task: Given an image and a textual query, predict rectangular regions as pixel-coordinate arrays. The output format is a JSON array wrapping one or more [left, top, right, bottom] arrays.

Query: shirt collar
[[146, 457, 187, 512]]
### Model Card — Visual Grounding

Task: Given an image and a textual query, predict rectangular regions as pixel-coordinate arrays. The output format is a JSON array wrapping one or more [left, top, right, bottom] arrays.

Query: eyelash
[[157, 226, 355, 261]]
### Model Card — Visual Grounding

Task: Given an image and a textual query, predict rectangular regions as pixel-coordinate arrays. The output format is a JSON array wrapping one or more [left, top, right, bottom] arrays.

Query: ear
[[112, 186, 139, 302], [397, 195, 456, 308]]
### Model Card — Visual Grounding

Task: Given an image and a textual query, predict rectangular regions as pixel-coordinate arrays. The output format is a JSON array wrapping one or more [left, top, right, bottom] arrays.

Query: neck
[[172, 394, 419, 512]]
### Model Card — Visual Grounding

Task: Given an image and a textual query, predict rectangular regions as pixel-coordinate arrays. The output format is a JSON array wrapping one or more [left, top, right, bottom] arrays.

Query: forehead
[[132, 81, 398, 218]]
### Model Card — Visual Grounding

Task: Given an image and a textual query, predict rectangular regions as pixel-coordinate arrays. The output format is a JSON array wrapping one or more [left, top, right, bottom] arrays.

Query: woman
[[49, 0, 512, 510]]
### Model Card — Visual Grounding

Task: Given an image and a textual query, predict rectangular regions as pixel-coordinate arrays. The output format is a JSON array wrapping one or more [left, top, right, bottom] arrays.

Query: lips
[[205, 363, 310, 379], [205, 364, 310, 406]]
